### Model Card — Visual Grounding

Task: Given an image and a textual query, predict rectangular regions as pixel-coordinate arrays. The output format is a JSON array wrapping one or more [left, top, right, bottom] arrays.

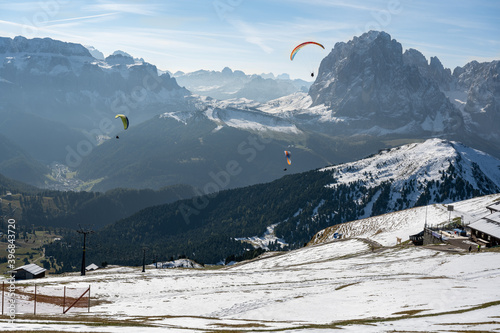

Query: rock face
[[452, 60, 500, 141], [308, 31, 463, 136], [0, 36, 92, 56]]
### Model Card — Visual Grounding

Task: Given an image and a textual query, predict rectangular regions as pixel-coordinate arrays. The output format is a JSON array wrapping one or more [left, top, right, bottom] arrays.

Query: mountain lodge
[[468, 202, 500, 247]]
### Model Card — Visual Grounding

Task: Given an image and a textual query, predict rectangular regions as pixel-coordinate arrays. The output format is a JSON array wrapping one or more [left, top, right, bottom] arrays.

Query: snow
[[420, 112, 446, 132], [222, 117, 301, 133], [258, 92, 312, 114], [204, 100, 303, 134], [2, 194, 500, 332], [311, 193, 500, 246], [257, 93, 336, 124], [159, 111, 193, 124], [320, 138, 500, 199], [235, 223, 288, 250]]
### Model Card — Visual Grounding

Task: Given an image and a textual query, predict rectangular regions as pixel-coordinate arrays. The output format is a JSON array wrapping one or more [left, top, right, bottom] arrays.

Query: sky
[[0, 0, 499, 81]]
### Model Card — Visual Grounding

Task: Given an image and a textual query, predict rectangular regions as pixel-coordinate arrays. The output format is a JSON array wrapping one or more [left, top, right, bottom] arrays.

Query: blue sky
[[0, 0, 499, 80]]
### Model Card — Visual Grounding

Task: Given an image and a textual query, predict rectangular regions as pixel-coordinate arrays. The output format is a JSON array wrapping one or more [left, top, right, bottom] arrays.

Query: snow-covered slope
[[3, 194, 500, 332], [222, 138, 500, 253], [310, 193, 500, 246], [321, 138, 500, 215]]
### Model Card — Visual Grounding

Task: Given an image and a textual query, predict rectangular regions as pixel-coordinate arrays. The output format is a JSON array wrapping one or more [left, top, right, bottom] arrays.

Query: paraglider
[[290, 41, 325, 60], [284, 150, 291, 166], [290, 41, 325, 78], [115, 114, 129, 130]]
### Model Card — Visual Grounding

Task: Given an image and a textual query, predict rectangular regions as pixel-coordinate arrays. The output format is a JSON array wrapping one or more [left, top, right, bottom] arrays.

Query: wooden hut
[[12, 263, 47, 280]]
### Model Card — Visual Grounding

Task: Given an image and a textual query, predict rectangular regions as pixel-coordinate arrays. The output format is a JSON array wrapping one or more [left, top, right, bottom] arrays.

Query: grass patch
[[210, 323, 268, 328], [392, 309, 427, 316], [335, 282, 361, 290], [4, 314, 158, 328], [75, 178, 104, 191], [438, 321, 500, 326], [417, 276, 449, 280]]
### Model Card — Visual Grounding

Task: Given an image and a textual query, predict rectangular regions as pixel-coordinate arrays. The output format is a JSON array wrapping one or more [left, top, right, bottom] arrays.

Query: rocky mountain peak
[[105, 53, 135, 66], [308, 31, 461, 136], [0, 36, 92, 57]]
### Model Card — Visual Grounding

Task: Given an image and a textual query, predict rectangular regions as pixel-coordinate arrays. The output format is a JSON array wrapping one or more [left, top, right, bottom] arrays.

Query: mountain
[[1, 33, 498, 192], [450, 60, 500, 142], [174, 67, 310, 102], [307, 31, 462, 137], [278, 31, 498, 159], [73, 102, 335, 191], [45, 139, 500, 265], [0, 133, 50, 186], [0, 36, 191, 173]]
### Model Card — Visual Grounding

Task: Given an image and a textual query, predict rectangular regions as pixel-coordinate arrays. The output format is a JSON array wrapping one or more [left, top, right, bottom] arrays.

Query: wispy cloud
[[83, 2, 162, 16], [275, 0, 390, 12], [45, 13, 118, 24], [226, 18, 273, 54]]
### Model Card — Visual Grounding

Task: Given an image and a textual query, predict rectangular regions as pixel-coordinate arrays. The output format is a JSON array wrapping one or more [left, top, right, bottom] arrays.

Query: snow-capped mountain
[[255, 31, 498, 158], [0, 36, 191, 164], [321, 138, 500, 214], [270, 138, 500, 248], [0, 36, 190, 122], [1, 33, 498, 191], [72, 138, 500, 262]]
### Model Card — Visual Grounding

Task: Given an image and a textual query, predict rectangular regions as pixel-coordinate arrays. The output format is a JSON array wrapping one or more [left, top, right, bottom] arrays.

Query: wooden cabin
[[12, 263, 47, 280]]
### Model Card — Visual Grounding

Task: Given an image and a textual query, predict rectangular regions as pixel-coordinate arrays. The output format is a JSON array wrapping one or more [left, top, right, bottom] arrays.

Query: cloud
[[226, 18, 274, 54], [83, 2, 162, 16], [274, 0, 385, 12], [45, 13, 118, 24]]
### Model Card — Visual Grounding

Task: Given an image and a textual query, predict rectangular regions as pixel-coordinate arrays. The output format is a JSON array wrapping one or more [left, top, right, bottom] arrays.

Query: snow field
[[2, 194, 500, 332]]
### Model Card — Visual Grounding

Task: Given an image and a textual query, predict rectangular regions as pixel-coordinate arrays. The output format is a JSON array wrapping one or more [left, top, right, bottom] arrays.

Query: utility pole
[[142, 247, 148, 273], [77, 227, 94, 276]]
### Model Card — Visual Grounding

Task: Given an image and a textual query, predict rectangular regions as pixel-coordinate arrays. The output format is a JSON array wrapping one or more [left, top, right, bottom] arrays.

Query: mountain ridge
[[44, 138, 500, 265]]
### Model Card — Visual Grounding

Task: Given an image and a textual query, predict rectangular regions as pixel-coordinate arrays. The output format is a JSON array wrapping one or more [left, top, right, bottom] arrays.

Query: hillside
[[44, 139, 500, 267], [3, 194, 500, 332], [0, 179, 194, 230], [310, 193, 500, 246], [74, 105, 346, 191], [0, 133, 50, 186]]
